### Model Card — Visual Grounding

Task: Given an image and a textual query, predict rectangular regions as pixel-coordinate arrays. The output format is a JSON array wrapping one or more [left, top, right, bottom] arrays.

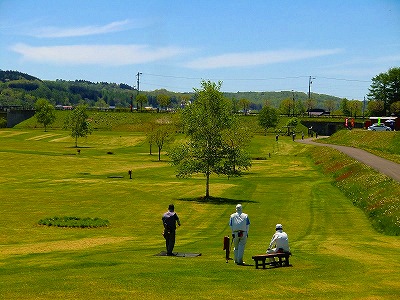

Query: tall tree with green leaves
[[367, 100, 384, 116], [390, 101, 400, 116], [169, 80, 251, 199], [136, 94, 147, 112], [258, 105, 279, 135], [368, 67, 400, 116], [63, 104, 93, 147], [238, 98, 250, 115], [35, 98, 56, 132], [279, 98, 294, 116], [340, 98, 350, 116], [157, 94, 171, 110]]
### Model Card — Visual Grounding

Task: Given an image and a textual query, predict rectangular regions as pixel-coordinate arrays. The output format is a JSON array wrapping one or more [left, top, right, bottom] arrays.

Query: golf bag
[[223, 235, 231, 262]]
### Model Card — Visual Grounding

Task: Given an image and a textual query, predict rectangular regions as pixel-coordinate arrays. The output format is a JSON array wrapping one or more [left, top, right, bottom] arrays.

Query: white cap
[[276, 224, 283, 230], [236, 204, 242, 213]]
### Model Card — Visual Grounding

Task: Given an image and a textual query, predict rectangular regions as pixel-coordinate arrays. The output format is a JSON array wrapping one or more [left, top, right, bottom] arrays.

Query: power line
[[318, 76, 371, 83], [140, 72, 371, 98], [142, 72, 310, 82], [143, 72, 370, 83]]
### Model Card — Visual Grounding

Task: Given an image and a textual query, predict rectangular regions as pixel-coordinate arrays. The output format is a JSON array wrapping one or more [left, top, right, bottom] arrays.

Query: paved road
[[297, 137, 400, 182]]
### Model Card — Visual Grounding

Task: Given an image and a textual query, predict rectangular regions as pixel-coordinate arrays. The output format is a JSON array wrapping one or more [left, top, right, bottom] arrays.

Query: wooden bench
[[252, 252, 292, 269]]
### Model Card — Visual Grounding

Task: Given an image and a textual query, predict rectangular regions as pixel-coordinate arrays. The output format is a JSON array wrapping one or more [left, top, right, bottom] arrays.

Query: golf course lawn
[[0, 128, 399, 299]]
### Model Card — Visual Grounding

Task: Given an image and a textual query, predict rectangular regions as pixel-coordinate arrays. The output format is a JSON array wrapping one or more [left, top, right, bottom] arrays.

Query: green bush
[[38, 216, 109, 228]]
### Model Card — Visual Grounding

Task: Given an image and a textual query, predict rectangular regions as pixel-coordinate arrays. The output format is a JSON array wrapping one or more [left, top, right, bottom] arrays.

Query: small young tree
[[221, 119, 252, 176], [286, 117, 298, 136], [169, 80, 251, 199], [145, 122, 157, 155], [154, 125, 175, 161], [64, 104, 93, 147], [35, 98, 56, 131]]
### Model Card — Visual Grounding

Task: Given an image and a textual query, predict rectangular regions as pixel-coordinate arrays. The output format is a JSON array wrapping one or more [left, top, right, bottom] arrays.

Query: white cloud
[[11, 43, 189, 65], [185, 49, 343, 69], [31, 19, 134, 38]]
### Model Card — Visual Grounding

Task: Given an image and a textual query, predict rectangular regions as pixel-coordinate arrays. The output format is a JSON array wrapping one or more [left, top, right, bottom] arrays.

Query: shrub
[[38, 216, 109, 228]]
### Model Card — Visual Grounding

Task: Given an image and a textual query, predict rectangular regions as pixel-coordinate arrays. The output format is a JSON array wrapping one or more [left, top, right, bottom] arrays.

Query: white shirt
[[229, 212, 250, 233], [269, 230, 290, 251]]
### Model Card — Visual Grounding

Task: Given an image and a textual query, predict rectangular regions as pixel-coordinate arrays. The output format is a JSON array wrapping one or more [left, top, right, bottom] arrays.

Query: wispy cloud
[[185, 49, 343, 69], [11, 43, 190, 65], [31, 19, 134, 38]]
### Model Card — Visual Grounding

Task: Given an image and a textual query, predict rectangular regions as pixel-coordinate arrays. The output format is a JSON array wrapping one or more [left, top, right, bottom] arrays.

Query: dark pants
[[165, 230, 176, 255]]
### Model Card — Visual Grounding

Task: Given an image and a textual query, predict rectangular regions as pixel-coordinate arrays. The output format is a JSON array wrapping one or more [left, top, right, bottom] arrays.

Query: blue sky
[[1, 0, 399, 100]]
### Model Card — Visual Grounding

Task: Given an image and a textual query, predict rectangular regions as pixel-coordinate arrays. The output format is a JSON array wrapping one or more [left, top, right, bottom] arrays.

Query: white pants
[[267, 248, 277, 262], [233, 234, 247, 264]]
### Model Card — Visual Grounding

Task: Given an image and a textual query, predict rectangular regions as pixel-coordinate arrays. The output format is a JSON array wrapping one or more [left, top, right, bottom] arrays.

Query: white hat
[[236, 204, 242, 213], [276, 223, 283, 230]]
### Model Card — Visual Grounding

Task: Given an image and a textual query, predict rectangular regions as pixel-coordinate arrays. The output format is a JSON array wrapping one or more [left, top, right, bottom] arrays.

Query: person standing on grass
[[267, 223, 290, 265], [162, 204, 181, 256], [229, 204, 250, 265]]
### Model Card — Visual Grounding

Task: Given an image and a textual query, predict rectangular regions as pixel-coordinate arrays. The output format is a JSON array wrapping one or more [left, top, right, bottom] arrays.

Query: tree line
[[1, 68, 399, 117]]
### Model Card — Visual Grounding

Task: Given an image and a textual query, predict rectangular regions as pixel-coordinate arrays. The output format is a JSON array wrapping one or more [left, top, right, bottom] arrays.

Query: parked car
[[368, 123, 392, 131]]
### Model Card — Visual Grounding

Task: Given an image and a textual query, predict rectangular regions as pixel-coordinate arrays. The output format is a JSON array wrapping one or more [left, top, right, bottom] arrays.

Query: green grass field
[[1, 127, 399, 299]]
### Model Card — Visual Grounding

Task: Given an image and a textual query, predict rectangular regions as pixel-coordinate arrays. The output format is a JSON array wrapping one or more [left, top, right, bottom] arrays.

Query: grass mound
[[322, 129, 400, 163], [38, 216, 109, 228], [309, 146, 400, 236]]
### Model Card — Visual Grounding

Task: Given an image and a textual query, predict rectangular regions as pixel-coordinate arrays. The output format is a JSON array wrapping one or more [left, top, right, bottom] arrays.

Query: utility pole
[[136, 72, 142, 93], [308, 76, 315, 99], [291, 90, 295, 117], [136, 72, 142, 110], [362, 96, 366, 121]]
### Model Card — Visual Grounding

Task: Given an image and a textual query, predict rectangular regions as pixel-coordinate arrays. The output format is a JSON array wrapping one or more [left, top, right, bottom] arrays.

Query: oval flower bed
[[38, 216, 109, 228]]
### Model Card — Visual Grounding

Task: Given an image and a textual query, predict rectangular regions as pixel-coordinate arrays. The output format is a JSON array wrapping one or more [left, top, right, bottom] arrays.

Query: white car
[[368, 123, 392, 131]]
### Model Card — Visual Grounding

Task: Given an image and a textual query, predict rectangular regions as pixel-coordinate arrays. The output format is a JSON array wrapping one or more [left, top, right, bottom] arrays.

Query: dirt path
[[297, 137, 400, 182]]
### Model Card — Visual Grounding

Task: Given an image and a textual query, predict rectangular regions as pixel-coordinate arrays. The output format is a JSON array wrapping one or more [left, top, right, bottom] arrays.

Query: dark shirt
[[162, 211, 179, 231]]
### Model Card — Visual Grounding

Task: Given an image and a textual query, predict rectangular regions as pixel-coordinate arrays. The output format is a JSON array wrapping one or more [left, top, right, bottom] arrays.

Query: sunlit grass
[[0, 128, 399, 299]]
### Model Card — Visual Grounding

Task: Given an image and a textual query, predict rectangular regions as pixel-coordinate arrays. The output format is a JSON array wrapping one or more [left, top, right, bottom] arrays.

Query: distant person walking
[[162, 204, 181, 256], [229, 204, 250, 265]]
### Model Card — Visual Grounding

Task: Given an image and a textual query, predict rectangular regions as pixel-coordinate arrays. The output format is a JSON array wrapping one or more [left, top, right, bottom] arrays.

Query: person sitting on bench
[[267, 223, 290, 265]]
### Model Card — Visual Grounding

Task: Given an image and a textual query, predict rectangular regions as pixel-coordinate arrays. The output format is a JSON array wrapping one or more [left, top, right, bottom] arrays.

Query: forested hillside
[[1, 70, 343, 112]]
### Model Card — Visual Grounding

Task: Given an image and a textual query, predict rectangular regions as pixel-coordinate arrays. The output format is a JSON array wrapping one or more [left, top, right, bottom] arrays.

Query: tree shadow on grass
[[178, 196, 258, 205]]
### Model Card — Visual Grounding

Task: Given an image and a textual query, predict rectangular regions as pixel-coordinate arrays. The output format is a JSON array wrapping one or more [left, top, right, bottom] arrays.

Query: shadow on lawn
[[179, 196, 258, 205]]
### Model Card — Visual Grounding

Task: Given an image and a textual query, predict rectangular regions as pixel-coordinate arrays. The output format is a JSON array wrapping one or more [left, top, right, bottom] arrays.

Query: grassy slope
[[0, 128, 399, 299], [320, 129, 400, 164]]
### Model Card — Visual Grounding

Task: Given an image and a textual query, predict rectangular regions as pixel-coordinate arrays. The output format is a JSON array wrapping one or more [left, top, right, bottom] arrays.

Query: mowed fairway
[[0, 128, 399, 299]]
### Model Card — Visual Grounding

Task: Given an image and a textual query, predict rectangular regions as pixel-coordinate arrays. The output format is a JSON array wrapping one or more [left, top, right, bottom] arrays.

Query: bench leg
[[285, 255, 290, 266], [278, 256, 283, 267], [262, 258, 267, 269]]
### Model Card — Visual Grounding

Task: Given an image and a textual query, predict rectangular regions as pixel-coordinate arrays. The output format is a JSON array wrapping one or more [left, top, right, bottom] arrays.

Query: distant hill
[[0, 70, 41, 82], [0, 70, 343, 111]]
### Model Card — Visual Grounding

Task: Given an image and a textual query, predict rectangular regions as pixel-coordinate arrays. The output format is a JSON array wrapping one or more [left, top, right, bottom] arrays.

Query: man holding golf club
[[162, 204, 181, 256], [229, 204, 250, 265]]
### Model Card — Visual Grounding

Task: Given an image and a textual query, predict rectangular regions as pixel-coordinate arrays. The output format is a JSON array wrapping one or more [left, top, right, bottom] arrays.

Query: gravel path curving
[[297, 137, 400, 182]]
